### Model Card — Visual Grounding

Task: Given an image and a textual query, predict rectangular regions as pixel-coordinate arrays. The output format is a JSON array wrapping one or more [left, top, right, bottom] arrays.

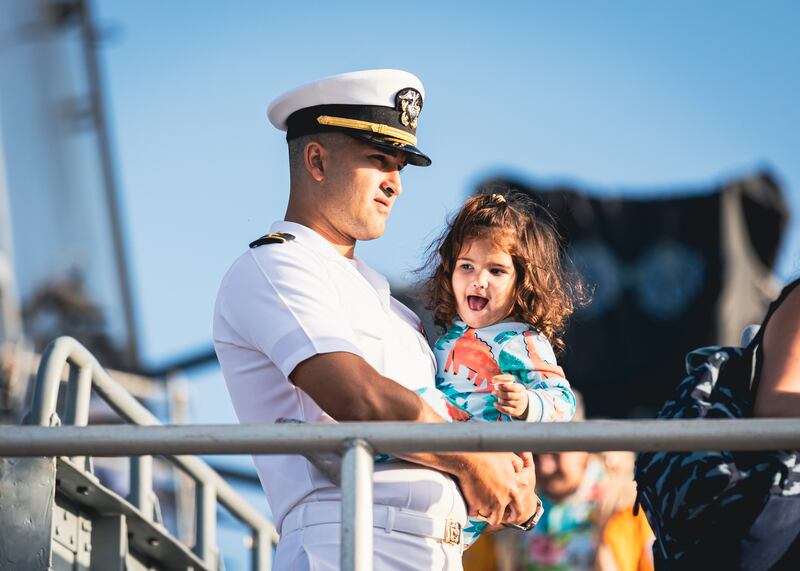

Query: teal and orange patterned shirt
[[415, 319, 576, 547], [431, 320, 576, 424]]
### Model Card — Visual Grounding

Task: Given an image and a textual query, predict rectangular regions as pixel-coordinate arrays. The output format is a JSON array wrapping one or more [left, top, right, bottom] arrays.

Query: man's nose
[[381, 170, 403, 197]]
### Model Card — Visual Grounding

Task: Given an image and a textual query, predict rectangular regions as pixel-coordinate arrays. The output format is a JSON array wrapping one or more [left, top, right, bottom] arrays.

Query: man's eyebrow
[[370, 148, 408, 169], [363, 144, 394, 156]]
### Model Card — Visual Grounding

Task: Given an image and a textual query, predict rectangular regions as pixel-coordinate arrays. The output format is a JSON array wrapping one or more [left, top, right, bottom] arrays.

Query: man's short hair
[[288, 132, 351, 177]]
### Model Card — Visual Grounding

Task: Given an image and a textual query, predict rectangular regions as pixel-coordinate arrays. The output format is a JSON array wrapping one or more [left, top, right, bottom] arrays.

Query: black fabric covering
[[475, 171, 789, 418]]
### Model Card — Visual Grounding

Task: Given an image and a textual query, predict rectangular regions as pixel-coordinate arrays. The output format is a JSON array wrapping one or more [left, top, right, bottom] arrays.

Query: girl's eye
[[490, 268, 506, 275], [459, 263, 473, 271]]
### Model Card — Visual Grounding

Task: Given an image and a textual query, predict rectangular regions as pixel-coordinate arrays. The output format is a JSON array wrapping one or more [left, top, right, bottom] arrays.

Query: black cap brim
[[347, 132, 432, 167]]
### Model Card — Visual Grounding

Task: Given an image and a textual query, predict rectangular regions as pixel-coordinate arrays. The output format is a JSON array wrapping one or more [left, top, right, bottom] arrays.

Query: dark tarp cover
[[475, 171, 788, 418]]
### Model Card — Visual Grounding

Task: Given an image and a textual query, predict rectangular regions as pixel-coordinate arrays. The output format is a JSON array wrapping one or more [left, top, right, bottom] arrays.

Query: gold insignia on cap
[[396, 88, 422, 129]]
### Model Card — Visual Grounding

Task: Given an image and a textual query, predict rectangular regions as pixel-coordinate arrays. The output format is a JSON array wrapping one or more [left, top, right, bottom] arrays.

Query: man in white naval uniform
[[213, 69, 539, 570]]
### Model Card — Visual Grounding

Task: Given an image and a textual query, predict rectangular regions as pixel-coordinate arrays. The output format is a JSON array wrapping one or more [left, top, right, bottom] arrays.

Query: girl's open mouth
[[467, 295, 488, 311]]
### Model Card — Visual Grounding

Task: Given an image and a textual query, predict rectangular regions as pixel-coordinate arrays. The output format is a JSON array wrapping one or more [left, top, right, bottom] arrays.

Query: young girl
[[416, 190, 580, 546]]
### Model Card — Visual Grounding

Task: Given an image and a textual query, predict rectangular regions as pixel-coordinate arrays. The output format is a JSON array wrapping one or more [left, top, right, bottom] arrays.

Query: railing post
[[64, 363, 93, 426], [341, 438, 374, 571], [195, 481, 219, 569], [64, 364, 93, 468], [251, 528, 270, 571], [29, 339, 71, 426], [129, 455, 154, 521]]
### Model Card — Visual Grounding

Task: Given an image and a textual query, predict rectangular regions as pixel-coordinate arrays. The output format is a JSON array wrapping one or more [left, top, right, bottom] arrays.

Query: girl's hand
[[492, 377, 529, 419]]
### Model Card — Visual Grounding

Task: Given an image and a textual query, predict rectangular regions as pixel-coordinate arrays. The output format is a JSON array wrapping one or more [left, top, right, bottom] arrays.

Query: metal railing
[[23, 336, 278, 570], [4, 420, 800, 571], [2, 336, 800, 570]]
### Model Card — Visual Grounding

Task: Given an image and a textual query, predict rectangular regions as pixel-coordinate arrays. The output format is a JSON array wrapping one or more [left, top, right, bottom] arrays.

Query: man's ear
[[304, 140, 327, 182]]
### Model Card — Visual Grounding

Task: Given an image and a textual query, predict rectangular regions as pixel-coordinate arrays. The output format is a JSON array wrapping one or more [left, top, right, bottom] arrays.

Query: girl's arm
[[495, 330, 577, 422], [520, 376, 576, 423]]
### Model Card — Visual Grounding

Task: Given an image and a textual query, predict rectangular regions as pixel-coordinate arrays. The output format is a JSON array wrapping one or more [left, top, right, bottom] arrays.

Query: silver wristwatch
[[503, 493, 545, 531]]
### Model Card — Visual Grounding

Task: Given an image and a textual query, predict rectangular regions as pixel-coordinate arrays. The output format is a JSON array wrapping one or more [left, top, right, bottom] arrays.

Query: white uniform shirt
[[213, 221, 466, 531]]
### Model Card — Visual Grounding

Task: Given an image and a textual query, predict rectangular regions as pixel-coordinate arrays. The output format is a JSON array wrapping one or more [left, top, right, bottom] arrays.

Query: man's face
[[322, 137, 407, 242], [534, 451, 591, 503]]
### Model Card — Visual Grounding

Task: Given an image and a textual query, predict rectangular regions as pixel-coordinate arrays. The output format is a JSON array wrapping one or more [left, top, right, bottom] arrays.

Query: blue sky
[[94, 1, 799, 374]]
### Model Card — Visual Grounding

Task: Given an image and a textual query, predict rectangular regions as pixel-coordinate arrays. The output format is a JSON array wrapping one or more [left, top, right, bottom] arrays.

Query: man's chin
[[354, 224, 387, 242]]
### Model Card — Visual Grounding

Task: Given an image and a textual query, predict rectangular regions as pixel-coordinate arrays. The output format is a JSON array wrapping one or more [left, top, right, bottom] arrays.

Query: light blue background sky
[[95, 0, 799, 378]]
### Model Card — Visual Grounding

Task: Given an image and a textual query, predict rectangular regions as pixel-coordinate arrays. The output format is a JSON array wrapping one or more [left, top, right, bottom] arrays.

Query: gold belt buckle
[[443, 517, 462, 545]]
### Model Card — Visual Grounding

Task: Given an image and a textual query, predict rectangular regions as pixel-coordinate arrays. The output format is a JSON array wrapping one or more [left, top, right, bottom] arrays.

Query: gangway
[[0, 336, 277, 570]]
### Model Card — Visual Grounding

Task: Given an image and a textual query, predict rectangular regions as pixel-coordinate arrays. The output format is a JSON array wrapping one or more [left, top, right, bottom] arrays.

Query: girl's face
[[451, 236, 517, 329]]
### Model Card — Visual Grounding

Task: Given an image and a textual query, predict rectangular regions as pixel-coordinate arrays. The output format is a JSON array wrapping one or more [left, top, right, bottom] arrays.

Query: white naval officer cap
[[267, 69, 431, 166]]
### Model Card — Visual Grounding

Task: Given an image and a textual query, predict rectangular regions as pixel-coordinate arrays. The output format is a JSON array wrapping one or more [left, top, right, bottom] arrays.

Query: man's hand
[[450, 452, 525, 526], [492, 377, 530, 419], [505, 452, 539, 525]]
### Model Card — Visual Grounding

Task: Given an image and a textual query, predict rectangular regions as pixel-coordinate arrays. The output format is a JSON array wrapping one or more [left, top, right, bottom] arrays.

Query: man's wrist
[[503, 494, 544, 531]]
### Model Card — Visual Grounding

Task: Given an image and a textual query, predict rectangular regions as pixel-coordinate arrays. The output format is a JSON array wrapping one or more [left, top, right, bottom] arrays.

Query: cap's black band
[[285, 104, 415, 142]]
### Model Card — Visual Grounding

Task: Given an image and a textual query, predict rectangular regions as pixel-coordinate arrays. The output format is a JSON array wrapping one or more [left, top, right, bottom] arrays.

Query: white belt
[[281, 501, 465, 547]]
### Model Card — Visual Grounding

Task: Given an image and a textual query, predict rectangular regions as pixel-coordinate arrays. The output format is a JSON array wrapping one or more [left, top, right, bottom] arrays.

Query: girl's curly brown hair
[[421, 190, 584, 353]]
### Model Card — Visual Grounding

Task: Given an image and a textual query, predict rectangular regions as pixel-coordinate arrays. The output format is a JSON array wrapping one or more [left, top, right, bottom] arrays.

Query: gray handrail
[[4, 418, 800, 456], [26, 336, 278, 570], [4, 421, 800, 571]]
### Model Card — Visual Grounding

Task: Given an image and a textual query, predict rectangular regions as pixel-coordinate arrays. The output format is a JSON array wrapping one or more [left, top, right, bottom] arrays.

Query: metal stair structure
[[0, 336, 278, 570]]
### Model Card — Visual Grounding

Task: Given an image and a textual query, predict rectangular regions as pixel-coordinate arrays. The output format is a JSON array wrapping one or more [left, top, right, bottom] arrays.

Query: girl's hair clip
[[490, 193, 507, 203]]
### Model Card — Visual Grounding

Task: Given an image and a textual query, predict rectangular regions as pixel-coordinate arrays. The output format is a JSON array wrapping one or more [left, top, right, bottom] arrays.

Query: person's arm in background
[[755, 285, 800, 418]]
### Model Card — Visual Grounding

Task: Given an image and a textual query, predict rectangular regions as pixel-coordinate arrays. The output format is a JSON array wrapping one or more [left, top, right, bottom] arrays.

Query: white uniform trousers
[[274, 501, 465, 571]]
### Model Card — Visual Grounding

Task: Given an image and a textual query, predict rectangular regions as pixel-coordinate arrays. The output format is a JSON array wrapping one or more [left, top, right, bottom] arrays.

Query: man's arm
[[291, 351, 535, 525], [290, 351, 432, 421]]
